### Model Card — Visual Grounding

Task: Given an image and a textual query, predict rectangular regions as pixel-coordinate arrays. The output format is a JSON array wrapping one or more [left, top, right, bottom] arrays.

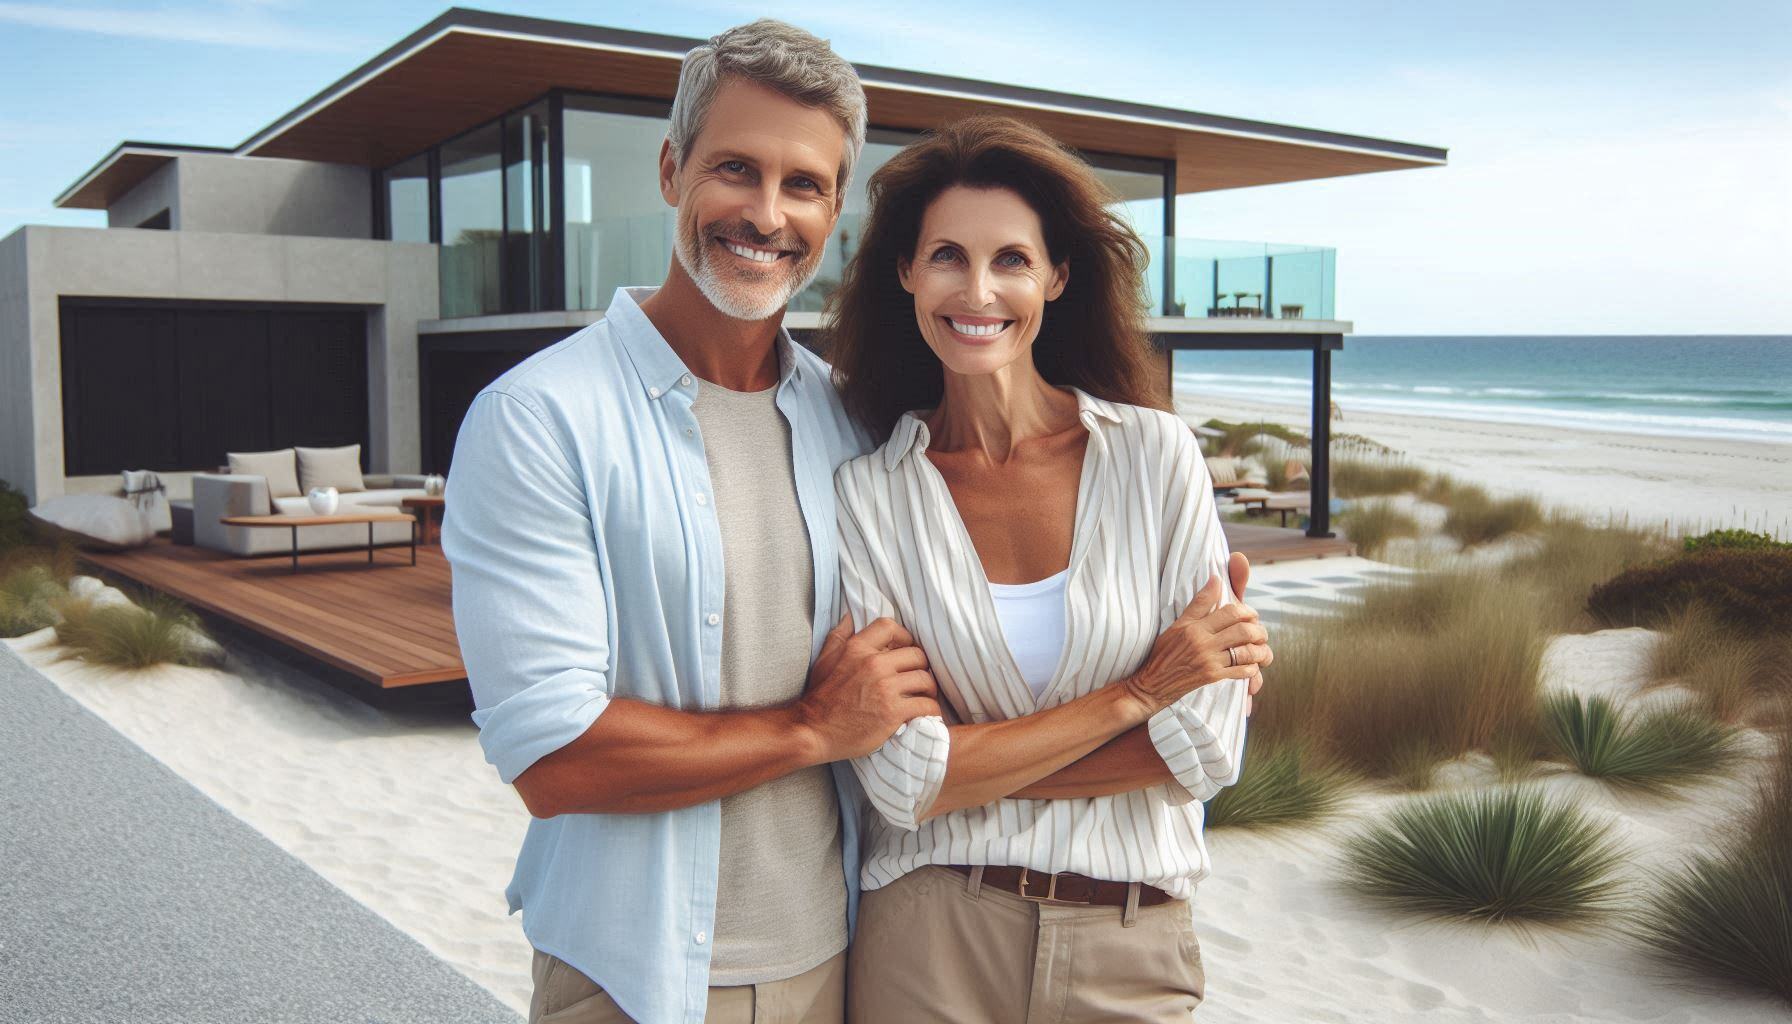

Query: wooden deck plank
[[78, 523, 1349, 691]]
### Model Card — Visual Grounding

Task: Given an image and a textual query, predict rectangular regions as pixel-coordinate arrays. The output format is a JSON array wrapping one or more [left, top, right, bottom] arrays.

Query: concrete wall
[[0, 228, 36, 500], [4, 225, 438, 505], [102, 153, 372, 240], [106, 159, 179, 230]]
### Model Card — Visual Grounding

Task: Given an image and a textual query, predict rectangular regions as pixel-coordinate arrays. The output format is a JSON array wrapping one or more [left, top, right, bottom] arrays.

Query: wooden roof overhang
[[58, 9, 1445, 211]]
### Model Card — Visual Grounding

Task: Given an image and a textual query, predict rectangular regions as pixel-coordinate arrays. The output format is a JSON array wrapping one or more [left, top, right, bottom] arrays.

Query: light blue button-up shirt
[[441, 286, 874, 1024]]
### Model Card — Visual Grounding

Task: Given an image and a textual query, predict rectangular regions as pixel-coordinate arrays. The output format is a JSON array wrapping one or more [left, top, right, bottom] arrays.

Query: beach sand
[[9, 573, 1789, 1021], [1176, 388, 1792, 538]]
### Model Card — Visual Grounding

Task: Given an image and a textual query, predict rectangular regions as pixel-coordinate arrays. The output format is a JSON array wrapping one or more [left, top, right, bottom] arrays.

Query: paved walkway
[[0, 643, 520, 1024]]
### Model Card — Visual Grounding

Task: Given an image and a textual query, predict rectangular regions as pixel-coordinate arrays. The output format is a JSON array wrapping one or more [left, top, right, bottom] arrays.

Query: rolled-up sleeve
[[1146, 420, 1250, 805], [835, 465, 949, 831], [442, 389, 613, 785]]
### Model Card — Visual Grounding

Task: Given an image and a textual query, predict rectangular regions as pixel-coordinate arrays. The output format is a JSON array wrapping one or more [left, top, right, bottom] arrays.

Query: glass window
[[439, 122, 504, 317], [504, 101, 553, 313], [563, 98, 676, 311], [383, 152, 430, 244], [1088, 157, 1169, 313]]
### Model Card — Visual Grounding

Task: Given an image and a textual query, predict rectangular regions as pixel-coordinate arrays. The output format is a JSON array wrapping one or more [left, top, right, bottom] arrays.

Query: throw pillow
[[228, 448, 301, 499], [296, 444, 366, 494], [27, 495, 153, 550]]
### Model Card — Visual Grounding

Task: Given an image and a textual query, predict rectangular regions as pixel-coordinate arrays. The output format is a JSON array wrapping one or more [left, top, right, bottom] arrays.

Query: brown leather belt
[[944, 864, 1176, 908]]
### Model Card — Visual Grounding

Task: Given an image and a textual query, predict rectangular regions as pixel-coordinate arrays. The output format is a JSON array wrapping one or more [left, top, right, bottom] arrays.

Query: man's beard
[[673, 213, 825, 322]]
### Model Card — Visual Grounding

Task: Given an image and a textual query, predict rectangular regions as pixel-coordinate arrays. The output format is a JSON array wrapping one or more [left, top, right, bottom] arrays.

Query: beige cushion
[[295, 444, 366, 494], [227, 448, 300, 499]]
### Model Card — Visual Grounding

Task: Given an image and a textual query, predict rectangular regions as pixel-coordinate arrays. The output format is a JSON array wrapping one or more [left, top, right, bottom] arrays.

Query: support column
[[1308, 343, 1335, 538]]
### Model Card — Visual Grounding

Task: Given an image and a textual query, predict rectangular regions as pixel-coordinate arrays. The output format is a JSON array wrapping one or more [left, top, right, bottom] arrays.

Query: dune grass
[[1337, 499, 1422, 558], [1649, 603, 1789, 724], [1260, 571, 1547, 789], [1332, 455, 1431, 499], [1541, 691, 1743, 795], [1440, 485, 1546, 547], [1203, 419, 1308, 457], [1634, 710, 1792, 1005], [1203, 738, 1354, 829], [53, 589, 214, 669], [1339, 785, 1629, 925], [1500, 515, 1673, 626]]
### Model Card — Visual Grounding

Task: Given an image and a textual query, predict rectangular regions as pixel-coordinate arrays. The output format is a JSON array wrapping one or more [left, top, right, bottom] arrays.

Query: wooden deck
[[79, 522, 1348, 690], [80, 538, 461, 689]]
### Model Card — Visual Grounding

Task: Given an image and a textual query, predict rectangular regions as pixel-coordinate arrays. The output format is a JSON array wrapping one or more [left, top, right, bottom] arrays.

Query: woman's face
[[898, 185, 1068, 378]]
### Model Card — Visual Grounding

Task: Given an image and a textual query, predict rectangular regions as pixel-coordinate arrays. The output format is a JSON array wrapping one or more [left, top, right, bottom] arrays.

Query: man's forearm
[[1007, 725, 1175, 800], [517, 698, 824, 817]]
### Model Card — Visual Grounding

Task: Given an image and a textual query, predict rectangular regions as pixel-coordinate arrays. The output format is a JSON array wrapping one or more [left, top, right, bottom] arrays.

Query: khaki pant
[[528, 949, 846, 1024], [847, 866, 1205, 1024]]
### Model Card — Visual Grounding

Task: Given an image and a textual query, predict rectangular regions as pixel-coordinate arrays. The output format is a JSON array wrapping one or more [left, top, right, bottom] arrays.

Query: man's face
[[661, 77, 845, 321]]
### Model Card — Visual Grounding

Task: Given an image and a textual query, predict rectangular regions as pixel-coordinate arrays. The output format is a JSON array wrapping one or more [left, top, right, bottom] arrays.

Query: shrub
[[1634, 715, 1792, 1004], [1340, 785, 1628, 924], [0, 563, 64, 637], [54, 590, 214, 669], [1441, 486, 1545, 546], [1203, 738, 1353, 829], [1541, 691, 1742, 795], [0, 479, 30, 552], [1293, 571, 1547, 785], [1588, 549, 1792, 633], [1203, 419, 1308, 456], [1338, 499, 1421, 558], [1683, 528, 1791, 554]]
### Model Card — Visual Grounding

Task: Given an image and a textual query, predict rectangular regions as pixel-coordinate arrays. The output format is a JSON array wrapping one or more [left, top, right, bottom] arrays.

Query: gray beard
[[673, 215, 825, 322]]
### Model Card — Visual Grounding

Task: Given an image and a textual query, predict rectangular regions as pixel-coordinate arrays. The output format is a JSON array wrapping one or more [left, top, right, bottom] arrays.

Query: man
[[444, 19, 1265, 1024]]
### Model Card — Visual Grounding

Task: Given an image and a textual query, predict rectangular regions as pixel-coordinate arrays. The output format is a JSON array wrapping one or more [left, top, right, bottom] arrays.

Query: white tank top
[[987, 567, 1070, 701]]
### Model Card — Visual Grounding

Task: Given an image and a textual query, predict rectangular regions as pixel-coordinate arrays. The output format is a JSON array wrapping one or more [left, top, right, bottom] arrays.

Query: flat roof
[[58, 7, 1447, 210]]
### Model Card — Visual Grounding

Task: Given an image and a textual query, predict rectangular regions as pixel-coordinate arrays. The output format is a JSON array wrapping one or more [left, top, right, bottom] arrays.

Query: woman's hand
[[1118, 570, 1271, 717]]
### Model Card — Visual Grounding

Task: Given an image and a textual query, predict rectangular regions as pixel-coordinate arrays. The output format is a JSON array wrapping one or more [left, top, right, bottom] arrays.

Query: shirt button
[[707, 613, 720, 626], [695, 931, 707, 945], [648, 386, 660, 398], [681, 375, 693, 387], [684, 428, 693, 437], [695, 493, 708, 506]]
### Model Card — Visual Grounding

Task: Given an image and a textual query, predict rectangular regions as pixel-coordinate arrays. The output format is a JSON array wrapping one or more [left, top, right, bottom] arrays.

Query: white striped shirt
[[834, 388, 1250, 898]]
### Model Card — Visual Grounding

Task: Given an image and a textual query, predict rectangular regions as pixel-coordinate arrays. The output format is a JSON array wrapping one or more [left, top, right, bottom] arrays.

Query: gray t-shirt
[[695, 380, 848, 985]]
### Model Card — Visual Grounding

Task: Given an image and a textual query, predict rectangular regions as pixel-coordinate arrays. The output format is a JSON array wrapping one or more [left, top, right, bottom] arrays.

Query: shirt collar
[[605, 286, 805, 403], [882, 386, 1125, 472]]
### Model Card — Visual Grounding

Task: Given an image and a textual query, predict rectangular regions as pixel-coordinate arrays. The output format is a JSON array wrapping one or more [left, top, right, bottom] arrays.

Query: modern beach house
[[0, 7, 1446, 540]]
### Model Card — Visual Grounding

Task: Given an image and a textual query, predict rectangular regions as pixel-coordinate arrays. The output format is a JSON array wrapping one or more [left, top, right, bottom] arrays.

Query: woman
[[824, 116, 1271, 1023]]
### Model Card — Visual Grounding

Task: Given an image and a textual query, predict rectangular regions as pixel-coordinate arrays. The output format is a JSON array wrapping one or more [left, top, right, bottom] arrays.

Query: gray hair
[[667, 19, 868, 197]]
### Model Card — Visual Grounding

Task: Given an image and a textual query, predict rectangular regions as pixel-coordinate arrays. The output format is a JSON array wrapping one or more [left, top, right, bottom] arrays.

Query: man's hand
[[795, 615, 940, 762], [1229, 552, 1267, 716], [1119, 568, 1270, 718]]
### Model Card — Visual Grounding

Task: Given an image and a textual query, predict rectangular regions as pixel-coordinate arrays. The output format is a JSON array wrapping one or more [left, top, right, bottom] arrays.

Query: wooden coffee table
[[400, 495, 445, 545], [219, 511, 417, 572]]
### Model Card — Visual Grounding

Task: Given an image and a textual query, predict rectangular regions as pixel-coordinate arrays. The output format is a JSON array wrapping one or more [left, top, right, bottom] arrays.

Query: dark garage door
[[60, 301, 369, 476]]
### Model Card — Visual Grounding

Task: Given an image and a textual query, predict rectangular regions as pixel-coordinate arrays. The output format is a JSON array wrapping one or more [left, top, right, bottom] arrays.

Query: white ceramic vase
[[306, 486, 339, 515]]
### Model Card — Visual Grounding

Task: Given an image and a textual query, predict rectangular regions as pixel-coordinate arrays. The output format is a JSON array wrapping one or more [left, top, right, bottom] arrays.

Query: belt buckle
[[1016, 868, 1092, 904]]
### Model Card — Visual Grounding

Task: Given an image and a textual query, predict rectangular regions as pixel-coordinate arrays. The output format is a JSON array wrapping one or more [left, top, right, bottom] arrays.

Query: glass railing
[[552, 211, 1335, 323]]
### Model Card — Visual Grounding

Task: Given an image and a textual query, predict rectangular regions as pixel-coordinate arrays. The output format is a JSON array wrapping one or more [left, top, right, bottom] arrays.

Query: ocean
[[1172, 336, 1792, 445]]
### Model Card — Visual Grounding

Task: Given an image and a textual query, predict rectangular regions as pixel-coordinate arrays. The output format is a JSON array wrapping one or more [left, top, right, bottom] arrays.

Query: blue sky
[[2, 0, 1787, 333]]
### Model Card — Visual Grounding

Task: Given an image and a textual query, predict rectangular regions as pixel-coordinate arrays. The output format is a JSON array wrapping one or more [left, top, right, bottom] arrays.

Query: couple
[[442, 18, 1270, 1024]]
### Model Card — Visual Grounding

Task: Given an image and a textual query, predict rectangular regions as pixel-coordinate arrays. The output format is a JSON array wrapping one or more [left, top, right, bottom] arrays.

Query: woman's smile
[[940, 314, 1014, 343]]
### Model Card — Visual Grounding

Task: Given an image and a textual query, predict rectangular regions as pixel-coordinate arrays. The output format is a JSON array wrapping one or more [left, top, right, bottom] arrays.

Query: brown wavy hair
[[822, 115, 1166, 439]]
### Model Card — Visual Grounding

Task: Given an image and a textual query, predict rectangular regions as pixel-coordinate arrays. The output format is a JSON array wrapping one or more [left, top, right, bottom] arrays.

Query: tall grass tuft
[[1204, 738, 1354, 829], [1332, 456, 1430, 498], [1501, 514, 1672, 626], [1338, 499, 1422, 558], [1270, 571, 1547, 787], [0, 563, 65, 636], [1340, 785, 1628, 924], [1634, 710, 1792, 1004], [1541, 691, 1743, 795], [1441, 486, 1546, 546], [1649, 603, 1786, 723], [54, 590, 214, 669]]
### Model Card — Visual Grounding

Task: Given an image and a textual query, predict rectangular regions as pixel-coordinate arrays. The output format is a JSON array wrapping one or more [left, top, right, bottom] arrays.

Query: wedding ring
[[1227, 646, 1240, 668]]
